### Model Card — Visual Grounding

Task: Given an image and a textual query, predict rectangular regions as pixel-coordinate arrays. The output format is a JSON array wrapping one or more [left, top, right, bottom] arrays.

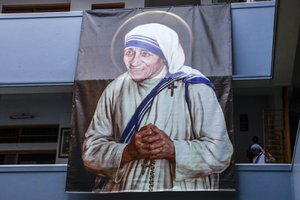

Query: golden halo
[[110, 10, 193, 72]]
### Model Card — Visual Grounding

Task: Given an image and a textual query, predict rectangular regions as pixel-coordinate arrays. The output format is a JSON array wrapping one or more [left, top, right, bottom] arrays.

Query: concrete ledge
[[0, 11, 83, 19], [231, 1, 275, 9], [0, 164, 67, 172], [236, 163, 292, 171], [0, 163, 293, 172]]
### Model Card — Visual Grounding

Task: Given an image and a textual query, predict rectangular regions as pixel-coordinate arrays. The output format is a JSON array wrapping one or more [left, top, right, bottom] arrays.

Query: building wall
[[0, 92, 72, 163], [0, 2, 277, 165], [1, 2, 278, 84], [0, 1, 297, 198], [292, 122, 300, 200], [0, 2, 276, 85], [0, 93, 71, 126], [0, 91, 282, 164], [0, 164, 292, 200], [236, 164, 292, 200], [0, 12, 81, 86]]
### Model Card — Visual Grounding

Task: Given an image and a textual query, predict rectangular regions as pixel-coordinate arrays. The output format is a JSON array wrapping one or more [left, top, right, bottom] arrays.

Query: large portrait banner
[[66, 4, 235, 193]]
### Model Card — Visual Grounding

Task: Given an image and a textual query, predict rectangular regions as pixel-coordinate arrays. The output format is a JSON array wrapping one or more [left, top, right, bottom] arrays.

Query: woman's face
[[123, 47, 165, 82]]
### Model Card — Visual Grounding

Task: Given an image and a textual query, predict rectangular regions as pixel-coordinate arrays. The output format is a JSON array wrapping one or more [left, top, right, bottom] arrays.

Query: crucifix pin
[[168, 82, 177, 97]]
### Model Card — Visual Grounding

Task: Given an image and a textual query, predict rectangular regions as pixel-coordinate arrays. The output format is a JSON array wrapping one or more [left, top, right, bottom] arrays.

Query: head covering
[[250, 144, 265, 153], [124, 23, 185, 74], [125, 34, 166, 60]]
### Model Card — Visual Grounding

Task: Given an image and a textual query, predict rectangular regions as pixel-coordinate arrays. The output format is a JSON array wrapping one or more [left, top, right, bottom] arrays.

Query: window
[[145, 0, 200, 7], [0, 125, 59, 164], [91, 3, 125, 10], [2, 4, 70, 14]]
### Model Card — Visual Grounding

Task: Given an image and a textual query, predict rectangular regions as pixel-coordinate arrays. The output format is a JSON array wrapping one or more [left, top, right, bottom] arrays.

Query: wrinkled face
[[123, 47, 165, 82]]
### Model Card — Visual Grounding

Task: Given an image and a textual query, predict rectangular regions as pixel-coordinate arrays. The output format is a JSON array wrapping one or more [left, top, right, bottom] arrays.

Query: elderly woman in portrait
[[82, 23, 233, 192]]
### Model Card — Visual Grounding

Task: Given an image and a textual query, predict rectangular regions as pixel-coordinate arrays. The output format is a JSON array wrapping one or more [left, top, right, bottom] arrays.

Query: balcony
[[0, 1, 275, 87]]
